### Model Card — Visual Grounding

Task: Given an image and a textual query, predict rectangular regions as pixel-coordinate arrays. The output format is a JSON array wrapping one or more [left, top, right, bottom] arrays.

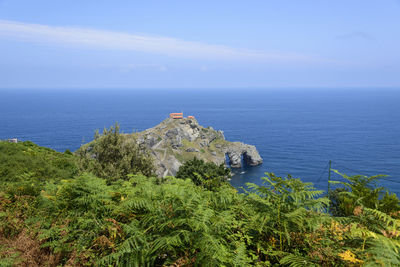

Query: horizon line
[[1, 86, 399, 91]]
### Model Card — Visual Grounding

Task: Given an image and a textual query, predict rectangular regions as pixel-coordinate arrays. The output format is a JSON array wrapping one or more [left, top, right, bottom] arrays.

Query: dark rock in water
[[134, 117, 263, 177], [226, 144, 263, 168]]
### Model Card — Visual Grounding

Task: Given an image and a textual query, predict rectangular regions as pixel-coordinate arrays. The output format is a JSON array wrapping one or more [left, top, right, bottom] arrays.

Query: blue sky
[[0, 0, 399, 89]]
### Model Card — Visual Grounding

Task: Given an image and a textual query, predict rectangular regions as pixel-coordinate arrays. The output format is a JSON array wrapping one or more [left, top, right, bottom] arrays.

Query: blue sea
[[1, 88, 400, 195]]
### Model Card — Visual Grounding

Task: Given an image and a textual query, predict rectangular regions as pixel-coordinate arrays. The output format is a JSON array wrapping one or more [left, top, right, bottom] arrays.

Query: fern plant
[[329, 170, 400, 216], [329, 171, 400, 266], [244, 173, 331, 265]]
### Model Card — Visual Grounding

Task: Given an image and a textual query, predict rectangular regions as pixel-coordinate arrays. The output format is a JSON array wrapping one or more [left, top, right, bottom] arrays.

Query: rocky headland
[[135, 117, 262, 177]]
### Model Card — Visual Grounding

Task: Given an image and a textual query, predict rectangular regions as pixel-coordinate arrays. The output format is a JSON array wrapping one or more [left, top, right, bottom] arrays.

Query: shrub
[[176, 157, 231, 190], [77, 123, 155, 181]]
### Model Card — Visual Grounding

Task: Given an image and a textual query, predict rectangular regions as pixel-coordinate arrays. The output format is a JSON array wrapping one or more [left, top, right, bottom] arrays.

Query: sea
[[1, 88, 400, 195]]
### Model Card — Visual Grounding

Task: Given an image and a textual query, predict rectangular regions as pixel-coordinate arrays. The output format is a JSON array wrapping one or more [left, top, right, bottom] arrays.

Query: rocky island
[[135, 116, 263, 177]]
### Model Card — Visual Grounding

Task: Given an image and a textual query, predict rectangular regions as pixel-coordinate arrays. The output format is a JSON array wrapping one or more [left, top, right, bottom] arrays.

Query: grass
[[174, 151, 197, 162], [0, 141, 77, 184]]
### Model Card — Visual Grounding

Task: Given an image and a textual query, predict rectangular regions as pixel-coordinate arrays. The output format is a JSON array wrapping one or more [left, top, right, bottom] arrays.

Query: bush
[[77, 123, 155, 181], [176, 157, 231, 190]]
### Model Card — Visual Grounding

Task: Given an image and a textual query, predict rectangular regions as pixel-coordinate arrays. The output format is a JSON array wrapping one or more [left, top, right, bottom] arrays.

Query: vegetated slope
[[1, 138, 400, 266], [0, 141, 77, 184], [0, 141, 78, 266]]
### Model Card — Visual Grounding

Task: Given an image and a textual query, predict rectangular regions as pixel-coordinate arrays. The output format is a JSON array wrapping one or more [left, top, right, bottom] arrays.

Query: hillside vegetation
[[1, 125, 400, 266]]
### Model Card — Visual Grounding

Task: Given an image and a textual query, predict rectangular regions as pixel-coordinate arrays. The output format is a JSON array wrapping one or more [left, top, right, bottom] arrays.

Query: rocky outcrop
[[135, 117, 263, 177], [225, 144, 263, 168]]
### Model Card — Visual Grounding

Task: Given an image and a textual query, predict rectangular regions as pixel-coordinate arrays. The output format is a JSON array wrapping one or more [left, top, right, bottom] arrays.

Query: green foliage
[[340, 207, 400, 266], [329, 171, 400, 266], [244, 173, 334, 265], [0, 141, 77, 200], [77, 123, 155, 181], [0, 141, 77, 184], [1, 141, 400, 266], [329, 170, 400, 217], [32, 174, 248, 266], [176, 157, 231, 190]]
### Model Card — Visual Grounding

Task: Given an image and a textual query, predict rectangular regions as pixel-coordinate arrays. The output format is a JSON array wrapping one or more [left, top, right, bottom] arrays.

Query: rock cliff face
[[135, 117, 263, 177]]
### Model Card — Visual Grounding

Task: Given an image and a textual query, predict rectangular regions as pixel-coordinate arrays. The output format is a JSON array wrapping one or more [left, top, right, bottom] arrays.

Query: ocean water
[[1, 88, 400, 195]]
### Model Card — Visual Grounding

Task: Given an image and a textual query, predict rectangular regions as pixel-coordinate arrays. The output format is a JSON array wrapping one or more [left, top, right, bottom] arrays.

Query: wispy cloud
[[0, 19, 314, 62], [118, 63, 168, 73], [336, 31, 375, 42]]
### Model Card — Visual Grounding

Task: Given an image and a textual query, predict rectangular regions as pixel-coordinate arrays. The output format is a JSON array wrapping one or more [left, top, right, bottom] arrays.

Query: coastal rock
[[225, 144, 263, 168], [138, 133, 161, 148], [134, 117, 262, 177], [165, 128, 183, 148]]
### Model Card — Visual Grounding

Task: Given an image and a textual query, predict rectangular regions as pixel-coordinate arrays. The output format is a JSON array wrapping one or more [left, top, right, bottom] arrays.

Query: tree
[[77, 123, 155, 181], [176, 157, 231, 190]]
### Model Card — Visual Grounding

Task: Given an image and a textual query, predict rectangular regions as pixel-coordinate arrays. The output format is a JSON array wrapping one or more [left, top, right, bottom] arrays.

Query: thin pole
[[328, 160, 332, 195], [327, 160, 332, 212]]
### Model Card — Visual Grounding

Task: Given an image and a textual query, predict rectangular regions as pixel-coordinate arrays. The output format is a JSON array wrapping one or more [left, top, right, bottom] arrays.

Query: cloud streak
[[336, 31, 375, 42], [0, 19, 313, 62]]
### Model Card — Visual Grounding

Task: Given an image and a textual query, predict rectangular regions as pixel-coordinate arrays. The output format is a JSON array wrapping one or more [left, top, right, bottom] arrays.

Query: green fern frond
[[280, 253, 318, 267]]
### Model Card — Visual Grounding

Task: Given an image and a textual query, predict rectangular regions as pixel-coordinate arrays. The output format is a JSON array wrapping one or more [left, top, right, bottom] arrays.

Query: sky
[[0, 0, 400, 89]]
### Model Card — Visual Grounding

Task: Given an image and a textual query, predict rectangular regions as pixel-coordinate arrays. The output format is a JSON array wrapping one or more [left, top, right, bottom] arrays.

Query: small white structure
[[8, 138, 18, 143]]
